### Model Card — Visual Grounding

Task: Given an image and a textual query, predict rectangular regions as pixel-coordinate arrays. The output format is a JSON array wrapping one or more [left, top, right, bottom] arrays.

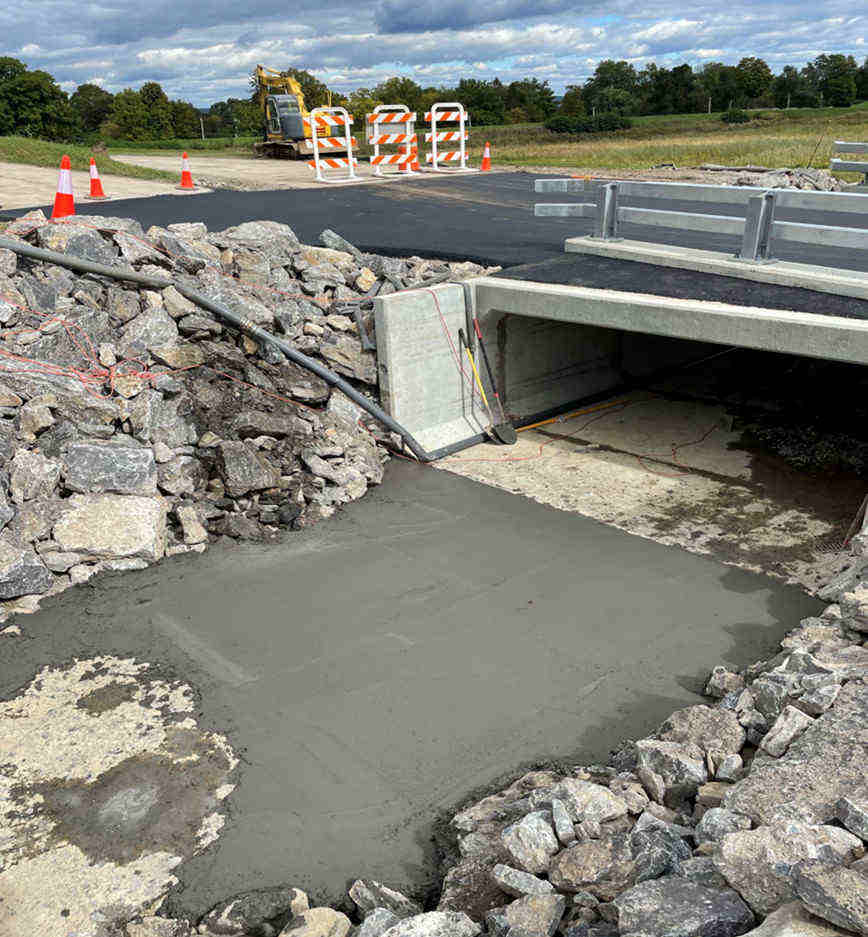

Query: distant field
[[470, 106, 868, 177], [0, 137, 177, 181]]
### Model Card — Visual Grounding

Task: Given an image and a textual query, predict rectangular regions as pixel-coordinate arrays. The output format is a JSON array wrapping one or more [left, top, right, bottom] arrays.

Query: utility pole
[[708, 96, 712, 114], [786, 92, 791, 109], [200, 115, 205, 140]]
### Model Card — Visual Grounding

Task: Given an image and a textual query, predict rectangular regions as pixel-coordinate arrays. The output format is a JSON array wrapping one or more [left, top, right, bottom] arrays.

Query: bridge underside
[[374, 254, 868, 456]]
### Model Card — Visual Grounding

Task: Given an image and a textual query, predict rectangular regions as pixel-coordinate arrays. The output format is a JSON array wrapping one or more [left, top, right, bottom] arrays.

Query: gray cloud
[[374, 0, 584, 33]]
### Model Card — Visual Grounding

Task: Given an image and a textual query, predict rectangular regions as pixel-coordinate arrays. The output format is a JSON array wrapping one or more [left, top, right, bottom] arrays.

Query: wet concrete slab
[[0, 460, 820, 917]]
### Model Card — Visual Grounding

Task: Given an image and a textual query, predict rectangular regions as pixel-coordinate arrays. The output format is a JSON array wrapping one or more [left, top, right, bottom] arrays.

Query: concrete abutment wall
[[375, 276, 868, 455]]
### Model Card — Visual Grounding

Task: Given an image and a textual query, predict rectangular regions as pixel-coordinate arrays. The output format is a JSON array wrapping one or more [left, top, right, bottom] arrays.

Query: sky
[[3, 1, 866, 106]]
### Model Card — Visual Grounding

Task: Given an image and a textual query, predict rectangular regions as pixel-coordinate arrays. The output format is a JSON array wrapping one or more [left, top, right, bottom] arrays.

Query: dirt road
[[0, 160, 210, 211]]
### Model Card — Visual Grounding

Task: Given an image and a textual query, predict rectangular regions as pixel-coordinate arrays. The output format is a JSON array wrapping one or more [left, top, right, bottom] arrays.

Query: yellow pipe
[[517, 397, 628, 433], [464, 346, 490, 409]]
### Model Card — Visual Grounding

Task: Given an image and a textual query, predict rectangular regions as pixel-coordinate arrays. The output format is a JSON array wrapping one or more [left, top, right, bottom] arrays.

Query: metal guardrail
[[830, 140, 868, 183], [533, 179, 868, 262]]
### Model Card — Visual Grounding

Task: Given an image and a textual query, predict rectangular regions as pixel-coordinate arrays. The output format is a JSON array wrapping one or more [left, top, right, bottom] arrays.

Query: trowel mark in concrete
[[0, 656, 238, 937]]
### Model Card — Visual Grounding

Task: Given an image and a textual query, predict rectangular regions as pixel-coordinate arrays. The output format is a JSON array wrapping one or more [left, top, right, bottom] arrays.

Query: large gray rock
[[490, 864, 555, 898], [695, 808, 751, 845], [232, 410, 311, 440], [36, 223, 119, 264], [437, 859, 508, 922], [792, 863, 868, 935], [548, 833, 634, 900], [349, 881, 422, 919], [201, 885, 309, 935], [121, 308, 179, 351], [320, 335, 377, 384], [62, 441, 157, 495], [379, 911, 480, 937], [760, 706, 814, 758], [10, 449, 60, 504], [738, 901, 854, 937], [501, 811, 559, 874], [836, 787, 868, 841], [215, 441, 280, 497], [659, 705, 746, 755], [278, 907, 351, 937], [53, 494, 167, 560], [484, 894, 566, 937], [357, 909, 400, 937], [0, 536, 54, 598], [636, 740, 708, 805], [126, 918, 191, 937], [529, 778, 628, 823], [713, 822, 864, 915], [612, 878, 754, 937], [724, 682, 868, 825]]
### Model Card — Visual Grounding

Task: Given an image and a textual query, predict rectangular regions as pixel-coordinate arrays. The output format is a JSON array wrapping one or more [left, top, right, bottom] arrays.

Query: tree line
[[0, 53, 866, 144]]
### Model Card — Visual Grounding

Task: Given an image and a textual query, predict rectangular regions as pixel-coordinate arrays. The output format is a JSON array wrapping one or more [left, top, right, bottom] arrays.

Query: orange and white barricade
[[425, 102, 473, 173], [306, 106, 358, 183], [367, 104, 418, 176]]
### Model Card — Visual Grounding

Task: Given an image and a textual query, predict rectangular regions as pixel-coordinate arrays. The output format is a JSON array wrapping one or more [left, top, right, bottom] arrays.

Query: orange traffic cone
[[177, 152, 196, 190], [481, 141, 492, 172], [87, 157, 108, 199], [51, 154, 75, 219]]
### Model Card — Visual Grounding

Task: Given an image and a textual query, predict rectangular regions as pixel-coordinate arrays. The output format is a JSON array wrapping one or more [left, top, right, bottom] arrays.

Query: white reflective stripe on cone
[[58, 169, 73, 193]]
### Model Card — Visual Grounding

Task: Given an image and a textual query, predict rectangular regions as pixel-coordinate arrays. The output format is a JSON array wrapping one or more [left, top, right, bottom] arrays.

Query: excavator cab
[[265, 95, 304, 142]]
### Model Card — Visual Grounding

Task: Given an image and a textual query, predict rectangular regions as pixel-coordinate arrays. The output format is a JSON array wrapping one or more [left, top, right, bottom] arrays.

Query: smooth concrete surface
[[474, 277, 868, 366], [0, 462, 821, 917], [564, 237, 868, 301], [375, 282, 488, 452]]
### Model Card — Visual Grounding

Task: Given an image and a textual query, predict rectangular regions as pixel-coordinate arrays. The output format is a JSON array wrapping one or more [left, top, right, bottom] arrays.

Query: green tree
[[585, 60, 638, 112], [70, 83, 114, 134], [816, 54, 858, 106], [595, 86, 639, 116], [139, 81, 174, 137], [558, 85, 585, 117], [504, 78, 556, 122], [347, 88, 383, 121], [772, 65, 818, 108], [735, 57, 773, 104], [697, 62, 741, 111], [373, 76, 424, 114], [857, 57, 868, 101], [0, 68, 72, 139], [170, 99, 200, 137], [283, 69, 333, 109], [107, 88, 150, 139], [454, 78, 505, 124], [0, 56, 27, 85]]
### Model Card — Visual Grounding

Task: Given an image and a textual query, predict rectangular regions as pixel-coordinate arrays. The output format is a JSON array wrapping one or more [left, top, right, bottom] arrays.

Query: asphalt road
[[11, 171, 868, 271], [2, 460, 820, 918]]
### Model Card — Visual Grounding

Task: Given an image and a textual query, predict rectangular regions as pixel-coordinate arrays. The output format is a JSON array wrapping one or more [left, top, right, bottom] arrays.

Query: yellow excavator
[[253, 64, 343, 159]]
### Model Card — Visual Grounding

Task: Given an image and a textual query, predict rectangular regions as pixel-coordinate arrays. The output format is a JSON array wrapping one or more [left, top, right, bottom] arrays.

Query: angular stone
[[126, 917, 192, 937], [349, 880, 422, 919], [0, 536, 54, 598], [549, 833, 634, 900], [798, 684, 841, 717], [150, 343, 206, 370], [53, 494, 167, 560], [113, 231, 167, 265], [437, 859, 509, 923], [199, 886, 309, 935], [738, 901, 854, 937], [233, 410, 311, 440], [792, 863, 868, 935], [613, 878, 754, 937], [279, 907, 351, 937], [41, 551, 83, 573], [216, 441, 280, 497], [320, 335, 377, 384], [552, 797, 577, 846], [357, 909, 400, 937], [62, 441, 157, 495], [157, 456, 206, 496], [836, 787, 868, 841], [716, 755, 744, 783], [175, 505, 207, 545], [677, 857, 730, 890], [10, 449, 60, 504], [36, 223, 119, 264], [636, 740, 708, 805], [713, 822, 864, 915], [485, 894, 565, 937], [724, 682, 868, 825], [530, 779, 628, 825], [379, 911, 480, 937], [491, 864, 555, 898], [840, 588, 868, 633], [501, 811, 559, 874], [695, 807, 751, 845], [162, 286, 199, 319], [659, 705, 746, 755], [761, 706, 814, 758], [121, 308, 179, 352]]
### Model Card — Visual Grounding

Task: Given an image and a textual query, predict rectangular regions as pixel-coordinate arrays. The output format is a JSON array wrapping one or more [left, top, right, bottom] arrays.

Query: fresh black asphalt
[[10, 171, 868, 272]]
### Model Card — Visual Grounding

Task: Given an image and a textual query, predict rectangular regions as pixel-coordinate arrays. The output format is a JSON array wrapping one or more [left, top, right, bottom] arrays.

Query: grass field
[[0, 137, 177, 181]]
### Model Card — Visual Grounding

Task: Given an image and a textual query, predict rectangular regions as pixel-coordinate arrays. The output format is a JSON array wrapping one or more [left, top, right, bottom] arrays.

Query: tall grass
[[0, 136, 177, 181]]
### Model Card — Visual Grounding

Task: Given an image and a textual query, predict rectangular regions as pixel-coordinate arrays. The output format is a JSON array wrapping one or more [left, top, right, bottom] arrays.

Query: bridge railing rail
[[533, 178, 868, 262], [830, 140, 868, 186]]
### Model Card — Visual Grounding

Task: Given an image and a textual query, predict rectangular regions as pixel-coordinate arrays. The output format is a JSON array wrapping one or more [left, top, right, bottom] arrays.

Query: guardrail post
[[739, 191, 777, 262], [594, 183, 620, 239]]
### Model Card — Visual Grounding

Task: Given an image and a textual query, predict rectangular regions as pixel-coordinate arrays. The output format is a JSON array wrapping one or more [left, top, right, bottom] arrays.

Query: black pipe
[[0, 237, 433, 462]]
